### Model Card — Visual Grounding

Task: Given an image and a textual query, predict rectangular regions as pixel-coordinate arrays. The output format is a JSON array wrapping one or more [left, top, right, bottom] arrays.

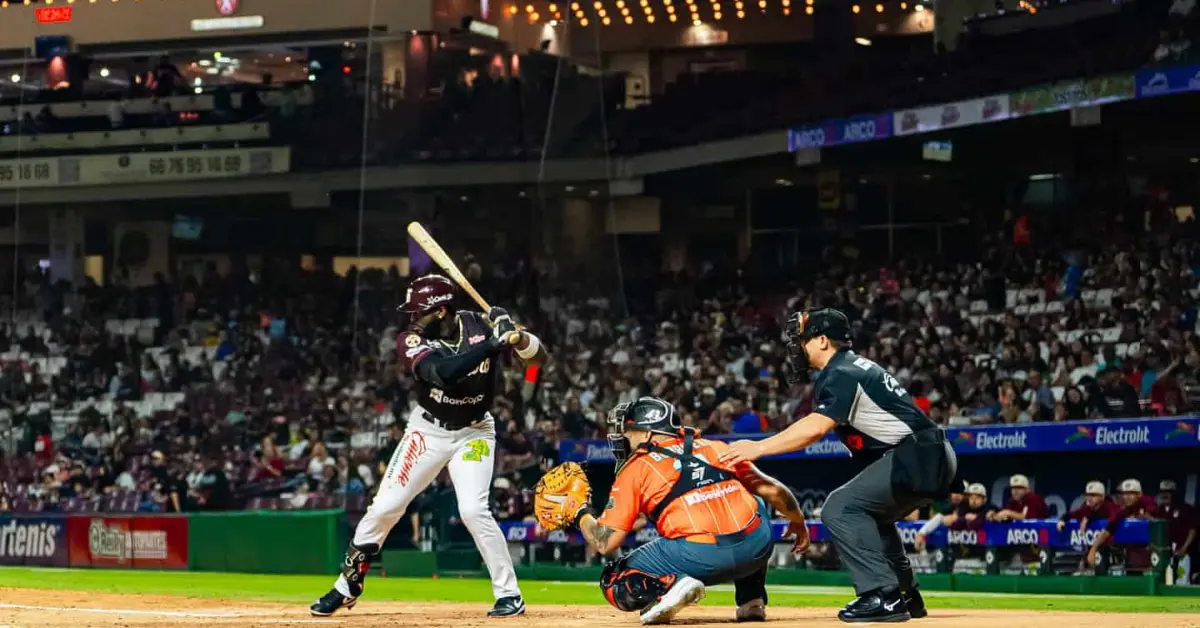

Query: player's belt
[[684, 514, 763, 546], [416, 405, 482, 431]]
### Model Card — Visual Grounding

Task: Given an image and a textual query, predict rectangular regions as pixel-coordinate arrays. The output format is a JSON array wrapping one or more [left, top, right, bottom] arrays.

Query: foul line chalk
[[0, 603, 282, 618]]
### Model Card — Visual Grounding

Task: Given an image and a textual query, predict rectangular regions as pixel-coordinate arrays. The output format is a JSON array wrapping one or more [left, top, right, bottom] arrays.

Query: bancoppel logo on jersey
[[429, 388, 485, 406], [683, 483, 739, 506]]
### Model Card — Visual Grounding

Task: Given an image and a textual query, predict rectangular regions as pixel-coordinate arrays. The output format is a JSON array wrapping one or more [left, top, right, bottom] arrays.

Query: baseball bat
[[407, 221, 493, 311]]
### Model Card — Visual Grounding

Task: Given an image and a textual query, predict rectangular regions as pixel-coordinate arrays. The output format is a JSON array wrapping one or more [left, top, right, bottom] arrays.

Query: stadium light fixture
[[9, 74, 19, 83], [99, 67, 110, 77], [855, 37, 872, 45]]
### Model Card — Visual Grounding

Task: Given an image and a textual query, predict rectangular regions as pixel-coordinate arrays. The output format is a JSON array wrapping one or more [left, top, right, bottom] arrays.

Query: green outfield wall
[[188, 509, 347, 575]]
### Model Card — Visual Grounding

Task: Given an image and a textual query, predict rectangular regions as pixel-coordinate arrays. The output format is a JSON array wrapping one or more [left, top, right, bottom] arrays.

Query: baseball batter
[[533, 397, 810, 625], [311, 274, 547, 618]]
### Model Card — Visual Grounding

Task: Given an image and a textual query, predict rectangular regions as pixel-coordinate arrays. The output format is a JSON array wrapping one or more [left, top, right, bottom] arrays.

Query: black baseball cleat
[[310, 589, 357, 617], [904, 587, 927, 619], [488, 595, 526, 618], [837, 587, 910, 623]]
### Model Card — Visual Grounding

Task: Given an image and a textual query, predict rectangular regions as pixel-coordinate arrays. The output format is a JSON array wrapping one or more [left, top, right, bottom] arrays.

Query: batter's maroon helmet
[[399, 274, 456, 315]]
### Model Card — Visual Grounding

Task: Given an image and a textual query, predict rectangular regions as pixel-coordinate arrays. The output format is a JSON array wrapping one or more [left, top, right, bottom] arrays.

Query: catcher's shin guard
[[340, 542, 380, 597], [600, 559, 676, 612]]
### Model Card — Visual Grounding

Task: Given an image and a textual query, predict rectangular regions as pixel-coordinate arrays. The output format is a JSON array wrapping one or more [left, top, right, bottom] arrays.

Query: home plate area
[[0, 589, 1194, 628]]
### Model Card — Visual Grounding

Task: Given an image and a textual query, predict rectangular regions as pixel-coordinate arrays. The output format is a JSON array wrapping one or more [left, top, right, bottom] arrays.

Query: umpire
[[721, 308, 957, 623]]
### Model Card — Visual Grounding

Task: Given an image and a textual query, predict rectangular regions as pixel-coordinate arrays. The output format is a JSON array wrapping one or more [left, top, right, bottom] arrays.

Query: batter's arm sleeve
[[414, 340, 503, 388]]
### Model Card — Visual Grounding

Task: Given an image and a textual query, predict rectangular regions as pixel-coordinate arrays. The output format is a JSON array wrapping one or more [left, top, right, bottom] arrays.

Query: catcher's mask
[[783, 308, 851, 382], [606, 396, 682, 467], [399, 274, 456, 334]]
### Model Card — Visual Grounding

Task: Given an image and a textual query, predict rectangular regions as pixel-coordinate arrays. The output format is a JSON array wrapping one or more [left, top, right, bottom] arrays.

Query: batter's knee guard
[[600, 559, 676, 612], [340, 542, 380, 597]]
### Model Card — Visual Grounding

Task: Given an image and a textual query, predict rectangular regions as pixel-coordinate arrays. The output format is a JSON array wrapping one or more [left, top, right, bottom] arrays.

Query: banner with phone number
[[558, 416, 1200, 464], [499, 518, 1150, 550]]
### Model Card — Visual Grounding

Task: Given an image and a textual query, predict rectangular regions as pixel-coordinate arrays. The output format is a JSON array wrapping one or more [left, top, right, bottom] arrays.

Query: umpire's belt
[[681, 514, 762, 546]]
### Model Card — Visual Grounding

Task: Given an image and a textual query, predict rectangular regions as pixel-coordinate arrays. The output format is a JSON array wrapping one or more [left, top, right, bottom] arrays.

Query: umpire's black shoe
[[837, 587, 910, 623], [310, 589, 357, 617], [904, 587, 927, 619], [488, 596, 526, 618]]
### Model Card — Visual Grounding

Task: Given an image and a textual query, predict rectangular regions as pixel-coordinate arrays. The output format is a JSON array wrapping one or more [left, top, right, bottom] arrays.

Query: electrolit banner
[[499, 518, 1150, 549], [788, 113, 893, 150], [1135, 64, 1200, 98], [559, 416, 1200, 463]]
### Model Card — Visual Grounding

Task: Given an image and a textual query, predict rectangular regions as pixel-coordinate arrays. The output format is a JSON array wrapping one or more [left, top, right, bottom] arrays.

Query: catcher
[[536, 396, 809, 625]]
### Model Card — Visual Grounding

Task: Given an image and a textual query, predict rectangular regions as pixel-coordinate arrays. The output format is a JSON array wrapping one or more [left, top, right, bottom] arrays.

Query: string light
[[851, 3, 860, 12], [668, 12, 676, 20], [805, 5, 812, 13], [602, 15, 611, 23], [647, 13, 654, 21], [899, 1, 907, 8], [580, 16, 589, 24], [758, 0, 765, 8], [549, 2, 558, 11], [737, 9, 744, 17], [875, 3, 883, 12], [525, 3, 533, 11]]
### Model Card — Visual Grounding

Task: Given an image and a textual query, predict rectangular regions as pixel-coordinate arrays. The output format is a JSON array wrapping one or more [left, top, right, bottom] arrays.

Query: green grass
[[1, 568, 1198, 614]]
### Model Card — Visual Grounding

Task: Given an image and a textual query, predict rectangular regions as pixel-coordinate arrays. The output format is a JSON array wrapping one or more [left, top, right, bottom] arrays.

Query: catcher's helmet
[[608, 396, 681, 437], [399, 274, 456, 316]]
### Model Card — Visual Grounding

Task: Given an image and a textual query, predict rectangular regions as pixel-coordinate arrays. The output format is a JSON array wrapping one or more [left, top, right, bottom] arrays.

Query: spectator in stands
[[152, 56, 183, 98], [994, 474, 1049, 521], [307, 441, 335, 483], [192, 456, 232, 510], [81, 423, 114, 452], [1022, 372, 1055, 421], [249, 437, 284, 482], [0, 484, 10, 512], [1089, 368, 1141, 419]]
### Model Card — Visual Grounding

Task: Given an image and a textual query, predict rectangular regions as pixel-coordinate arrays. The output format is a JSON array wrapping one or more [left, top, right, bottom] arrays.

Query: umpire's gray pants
[[822, 443, 957, 595]]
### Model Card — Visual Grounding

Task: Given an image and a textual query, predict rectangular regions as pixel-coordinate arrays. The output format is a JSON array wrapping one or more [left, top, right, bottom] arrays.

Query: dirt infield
[[1, 589, 1198, 628]]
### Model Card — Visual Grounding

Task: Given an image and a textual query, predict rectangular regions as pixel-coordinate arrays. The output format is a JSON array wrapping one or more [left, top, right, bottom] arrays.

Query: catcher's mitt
[[534, 462, 592, 531]]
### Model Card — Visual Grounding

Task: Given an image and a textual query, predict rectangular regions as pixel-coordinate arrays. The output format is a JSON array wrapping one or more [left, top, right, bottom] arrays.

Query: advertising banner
[[1135, 64, 1200, 98], [1010, 74, 1136, 117], [0, 146, 290, 190], [788, 112, 893, 150], [892, 95, 1011, 136], [0, 515, 69, 566], [67, 515, 189, 569], [499, 518, 1150, 550], [560, 416, 1200, 463]]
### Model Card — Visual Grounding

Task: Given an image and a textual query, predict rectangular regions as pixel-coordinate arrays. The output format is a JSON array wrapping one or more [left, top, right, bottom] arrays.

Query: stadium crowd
[[0, 198, 1194, 527]]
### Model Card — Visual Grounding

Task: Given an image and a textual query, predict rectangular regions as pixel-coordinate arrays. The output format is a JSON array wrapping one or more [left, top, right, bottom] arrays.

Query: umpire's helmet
[[783, 308, 851, 381], [399, 274, 456, 316]]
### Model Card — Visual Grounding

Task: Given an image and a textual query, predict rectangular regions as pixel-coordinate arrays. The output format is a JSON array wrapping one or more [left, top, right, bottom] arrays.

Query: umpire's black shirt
[[812, 348, 937, 468]]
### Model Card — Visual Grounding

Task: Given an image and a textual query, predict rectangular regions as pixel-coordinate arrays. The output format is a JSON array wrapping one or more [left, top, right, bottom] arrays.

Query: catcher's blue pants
[[624, 498, 773, 586]]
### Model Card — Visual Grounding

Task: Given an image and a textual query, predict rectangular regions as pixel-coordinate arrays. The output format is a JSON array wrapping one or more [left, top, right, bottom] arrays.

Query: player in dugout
[[531, 396, 810, 625]]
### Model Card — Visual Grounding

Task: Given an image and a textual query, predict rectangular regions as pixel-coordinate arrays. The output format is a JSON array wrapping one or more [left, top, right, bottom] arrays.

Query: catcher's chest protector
[[644, 432, 736, 524]]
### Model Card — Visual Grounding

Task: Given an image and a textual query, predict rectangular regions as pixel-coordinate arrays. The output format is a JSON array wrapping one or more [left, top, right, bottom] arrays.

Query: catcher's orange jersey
[[597, 436, 761, 542]]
